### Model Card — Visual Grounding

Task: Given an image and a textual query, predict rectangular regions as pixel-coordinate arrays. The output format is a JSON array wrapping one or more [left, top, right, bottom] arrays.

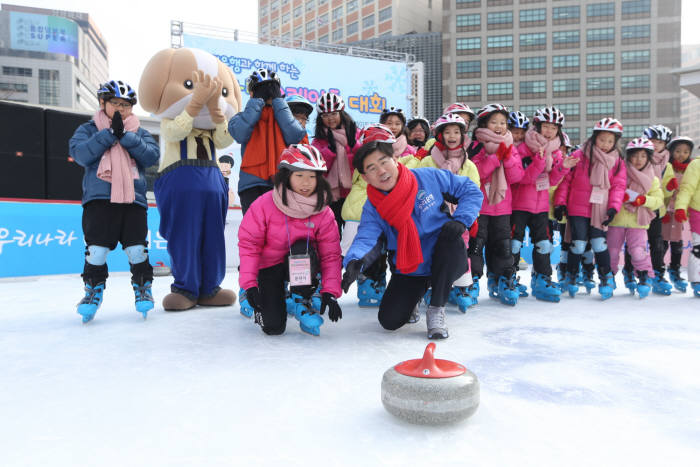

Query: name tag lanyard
[[285, 216, 312, 287]]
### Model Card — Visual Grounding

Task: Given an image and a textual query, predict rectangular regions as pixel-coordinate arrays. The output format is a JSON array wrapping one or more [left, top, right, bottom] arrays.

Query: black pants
[[256, 240, 320, 335], [329, 198, 346, 236], [378, 230, 468, 330], [469, 214, 513, 279], [239, 185, 272, 215], [567, 216, 610, 275], [624, 213, 664, 274], [512, 211, 552, 276], [363, 251, 388, 282], [664, 240, 685, 270]]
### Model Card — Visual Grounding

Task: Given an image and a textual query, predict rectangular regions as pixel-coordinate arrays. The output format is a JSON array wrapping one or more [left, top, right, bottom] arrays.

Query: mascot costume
[[139, 48, 242, 311]]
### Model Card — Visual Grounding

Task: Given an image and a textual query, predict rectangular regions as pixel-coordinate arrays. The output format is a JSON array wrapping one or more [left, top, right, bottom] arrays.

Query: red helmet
[[443, 102, 475, 119], [593, 118, 623, 135], [317, 92, 345, 113], [533, 106, 565, 126], [359, 123, 397, 145], [626, 137, 654, 153], [278, 144, 327, 172], [476, 103, 509, 121]]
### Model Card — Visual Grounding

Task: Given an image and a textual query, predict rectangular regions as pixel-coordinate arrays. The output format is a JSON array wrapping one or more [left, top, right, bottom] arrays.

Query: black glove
[[602, 208, 617, 226], [341, 260, 363, 293], [554, 205, 567, 222], [110, 111, 124, 139], [467, 142, 483, 159], [320, 292, 342, 322], [245, 287, 262, 311], [439, 220, 466, 242]]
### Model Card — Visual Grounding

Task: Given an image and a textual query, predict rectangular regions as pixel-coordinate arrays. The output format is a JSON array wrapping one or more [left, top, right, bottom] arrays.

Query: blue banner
[[0, 201, 170, 278], [9, 12, 79, 59]]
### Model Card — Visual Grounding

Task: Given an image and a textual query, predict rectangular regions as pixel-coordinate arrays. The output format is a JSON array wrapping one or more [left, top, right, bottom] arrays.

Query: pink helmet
[[476, 103, 509, 121], [278, 144, 327, 172], [443, 102, 476, 119], [432, 113, 467, 133], [359, 123, 397, 145], [317, 92, 345, 113], [594, 117, 623, 135], [561, 132, 572, 149], [626, 137, 654, 153], [533, 106, 565, 126]]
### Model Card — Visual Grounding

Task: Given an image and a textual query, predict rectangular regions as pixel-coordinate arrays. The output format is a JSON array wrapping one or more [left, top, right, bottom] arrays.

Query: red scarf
[[240, 106, 287, 182], [367, 164, 423, 274]]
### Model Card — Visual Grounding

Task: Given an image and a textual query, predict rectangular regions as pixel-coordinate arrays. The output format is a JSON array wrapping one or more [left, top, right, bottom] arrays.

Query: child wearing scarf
[[69, 80, 160, 323], [674, 144, 700, 297], [607, 138, 664, 298], [511, 107, 578, 302], [661, 136, 696, 293], [407, 116, 431, 149], [420, 114, 480, 311], [554, 118, 627, 300], [508, 110, 530, 147], [238, 144, 343, 336], [468, 104, 524, 306], [380, 107, 418, 159]]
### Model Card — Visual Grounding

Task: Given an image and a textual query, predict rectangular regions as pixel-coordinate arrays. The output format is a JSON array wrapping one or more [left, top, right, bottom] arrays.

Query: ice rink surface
[[1, 270, 699, 466]]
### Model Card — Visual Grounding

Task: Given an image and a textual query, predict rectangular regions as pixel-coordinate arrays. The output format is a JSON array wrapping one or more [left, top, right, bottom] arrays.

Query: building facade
[[680, 44, 700, 143], [258, 0, 441, 44], [443, 0, 681, 144], [0, 4, 108, 111]]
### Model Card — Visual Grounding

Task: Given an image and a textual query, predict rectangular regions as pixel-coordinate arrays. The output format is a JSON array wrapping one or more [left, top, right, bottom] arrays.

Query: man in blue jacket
[[69, 80, 160, 323], [342, 135, 482, 339], [228, 68, 306, 213]]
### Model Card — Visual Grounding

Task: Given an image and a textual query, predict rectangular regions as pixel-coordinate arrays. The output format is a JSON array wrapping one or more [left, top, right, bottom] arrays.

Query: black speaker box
[[0, 101, 46, 199], [45, 109, 90, 201]]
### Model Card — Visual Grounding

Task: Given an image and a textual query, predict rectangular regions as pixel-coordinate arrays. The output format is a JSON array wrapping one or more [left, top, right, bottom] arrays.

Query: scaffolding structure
[[170, 21, 423, 117]]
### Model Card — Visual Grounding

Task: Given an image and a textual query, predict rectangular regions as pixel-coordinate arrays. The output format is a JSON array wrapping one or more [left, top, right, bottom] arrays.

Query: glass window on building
[[587, 101, 614, 115], [457, 60, 481, 74], [587, 52, 615, 66], [456, 14, 480, 27], [587, 76, 615, 90], [295, 5, 303, 17], [2, 66, 32, 77], [518, 105, 539, 117], [520, 80, 546, 94], [39, 69, 60, 106], [363, 0, 373, 4], [306, 21, 315, 32], [566, 127, 581, 144], [294, 25, 303, 37], [587, 27, 614, 42], [622, 100, 650, 113], [520, 8, 546, 23], [553, 54, 580, 69], [555, 103, 580, 117], [379, 7, 391, 22], [622, 0, 650, 15], [552, 6, 580, 21], [332, 6, 343, 20], [282, 12, 290, 23], [0, 82, 29, 92], [624, 125, 647, 136], [553, 30, 579, 45], [457, 37, 482, 50], [261, 6, 269, 16], [319, 34, 329, 43], [363, 14, 374, 29], [587, 2, 615, 17], [318, 13, 328, 26], [457, 84, 481, 98], [347, 0, 358, 13], [621, 50, 650, 65], [456, 0, 481, 6], [487, 35, 513, 48], [488, 58, 513, 72], [270, 0, 280, 10], [332, 28, 343, 41], [520, 32, 546, 47], [621, 24, 650, 41], [520, 56, 546, 70], [346, 21, 358, 35], [261, 24, 270, 36], [282, 32, 291, 41], [487, 11, 512, 24], [621, 74, 650, 90], [553, 79, 580, 92], [306, 0, 315, 11], [488, 82, 513, 96], [271, 18, 280, 30]]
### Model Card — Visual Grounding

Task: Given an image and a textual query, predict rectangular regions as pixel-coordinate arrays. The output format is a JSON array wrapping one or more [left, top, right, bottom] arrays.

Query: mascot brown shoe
[[197, 288, 237, 306], [162, 292, 198, 311]]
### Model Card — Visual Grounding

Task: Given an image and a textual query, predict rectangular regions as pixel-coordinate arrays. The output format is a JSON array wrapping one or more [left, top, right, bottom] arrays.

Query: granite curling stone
[[381, 343, 479, 425]]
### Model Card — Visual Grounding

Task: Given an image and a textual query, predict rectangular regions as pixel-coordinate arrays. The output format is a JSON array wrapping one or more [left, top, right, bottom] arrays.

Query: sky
[[11, 0, 700, 115]]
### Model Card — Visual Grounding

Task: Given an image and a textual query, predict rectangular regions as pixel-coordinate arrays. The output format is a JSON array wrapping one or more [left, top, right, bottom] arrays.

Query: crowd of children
[[72, 67, 700, 339]]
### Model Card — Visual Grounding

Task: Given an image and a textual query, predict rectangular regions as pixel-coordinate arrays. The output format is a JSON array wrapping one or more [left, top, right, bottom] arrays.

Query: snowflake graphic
[[362, 80, 379, 94], [384, 64, 408, 94]]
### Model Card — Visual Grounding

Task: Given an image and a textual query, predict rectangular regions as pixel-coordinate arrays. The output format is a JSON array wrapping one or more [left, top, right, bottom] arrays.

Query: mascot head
[[139, 48, 242, 129]]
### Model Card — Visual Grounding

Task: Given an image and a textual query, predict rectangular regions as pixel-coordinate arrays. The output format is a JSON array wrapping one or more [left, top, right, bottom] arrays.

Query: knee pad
[[582, 249, 594, 264], [535, 239, 552, 255], [85, 245, 109, 266], [510, 239, 523, 255], [125, 245, 148, 264], [468, 237, 485, 256], [570, 240, 587, 255], [591, 237, 608, 253]]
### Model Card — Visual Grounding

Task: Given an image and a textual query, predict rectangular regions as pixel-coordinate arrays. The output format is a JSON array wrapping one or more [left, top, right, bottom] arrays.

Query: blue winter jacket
[[344, 167, 483, 277], [69, 121, 160, 209], [228, 97, 306, 194]]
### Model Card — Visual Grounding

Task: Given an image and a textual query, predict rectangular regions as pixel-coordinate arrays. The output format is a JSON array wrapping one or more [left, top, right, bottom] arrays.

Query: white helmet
[[626, 137, 654, 153], [317, 92, 345, 113], [432, 113, 467, 133], [476, 103, 509, 121], [593, 117, 623, 135], [278, 144, 327, 172], [533, 106, 565, 126]]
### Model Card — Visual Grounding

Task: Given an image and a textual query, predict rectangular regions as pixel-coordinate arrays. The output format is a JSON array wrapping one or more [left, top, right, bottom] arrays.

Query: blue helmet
[[245, 68, 281, 95], [643, 125, 673, 144], [97, 80, 136, 105], [285, 94, 314, 116], [508, 111, 529, 129]]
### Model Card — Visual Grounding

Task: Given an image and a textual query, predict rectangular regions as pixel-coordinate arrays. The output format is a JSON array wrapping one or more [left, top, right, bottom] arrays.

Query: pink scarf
[[94, 110, 140, 203], [585, 141, 620, 230], [430, 143, 465, 174], [392, 134, 408, 159], [272, 185, 323, 219], [524, 129, 558, 172], [624, 162, 655, 226], [474, 128, 513, 205], [651, 149, 670, 180], [327, 127, 353, 200]]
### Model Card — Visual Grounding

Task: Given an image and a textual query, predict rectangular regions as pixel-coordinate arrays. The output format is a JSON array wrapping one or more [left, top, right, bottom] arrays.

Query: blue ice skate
[[77, 282, 105, 323], [531, 273, 561, 303], [636, 271, 651, 299], [692, 282, 700, 297], [288, 293, 324, 335], [132, 281, 154, 318], [651, 270, 672, 295], [467, 277, 480, 305], [556, 263, 567, 290], [239, 288, 255, 318], [622, 269, 637, 295], [487, 273, 498, 298], [598, 272, 614, 300], [449, 286, 475, 312], [357, 277, 383, 307], [565, 272, 579, 298], [668, 268, 688, 293], [582, 267, 596, 294], [513, 274, 529, 298], [497, 275, 519, 306]]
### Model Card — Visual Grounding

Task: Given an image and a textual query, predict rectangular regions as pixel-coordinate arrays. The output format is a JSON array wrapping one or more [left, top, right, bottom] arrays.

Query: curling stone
[[381, 343, 479, 425]]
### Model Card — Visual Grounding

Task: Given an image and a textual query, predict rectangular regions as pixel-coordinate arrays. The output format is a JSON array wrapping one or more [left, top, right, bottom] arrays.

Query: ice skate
[[636, 271, 651, 299], [132, 280, 154, 318], [513, 274, 528, 298], [622, 269, 637, 295], [531, 273, 561, 303], [487, 272, 498, 298], [651, 270, 673, 295], [288, 293, 323, 335], [497, 275, 519, 306], [565, 272, 579, 298], [668, 268, 688, 293], [239, 288, 254, 318], [582, 265, 596, 294], [692, 282, 700, 297], [467, 277, 480, 304], [76, 282, 105, 323], [426, 305, 448, 339], [598, 271, 614, 300], [357, 277, 383, 307], [449, 286, 475, 312]]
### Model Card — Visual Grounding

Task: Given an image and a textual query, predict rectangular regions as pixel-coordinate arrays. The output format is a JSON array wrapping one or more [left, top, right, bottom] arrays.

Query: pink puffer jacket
[[312, 128, 362, 198], [554, 148, 626, 218], [512, 144, 569, 214], [470, 143, 524, 216], [238, 191, 342, 297]]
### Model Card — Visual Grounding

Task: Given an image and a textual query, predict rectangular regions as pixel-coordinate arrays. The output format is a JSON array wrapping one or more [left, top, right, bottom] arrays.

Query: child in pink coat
[[380, 106, 418, 159], [554, 118, 627, 300], [238, 144, 343, 336], [511, 107, 579, 302], [468, 103, 525, 306]]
